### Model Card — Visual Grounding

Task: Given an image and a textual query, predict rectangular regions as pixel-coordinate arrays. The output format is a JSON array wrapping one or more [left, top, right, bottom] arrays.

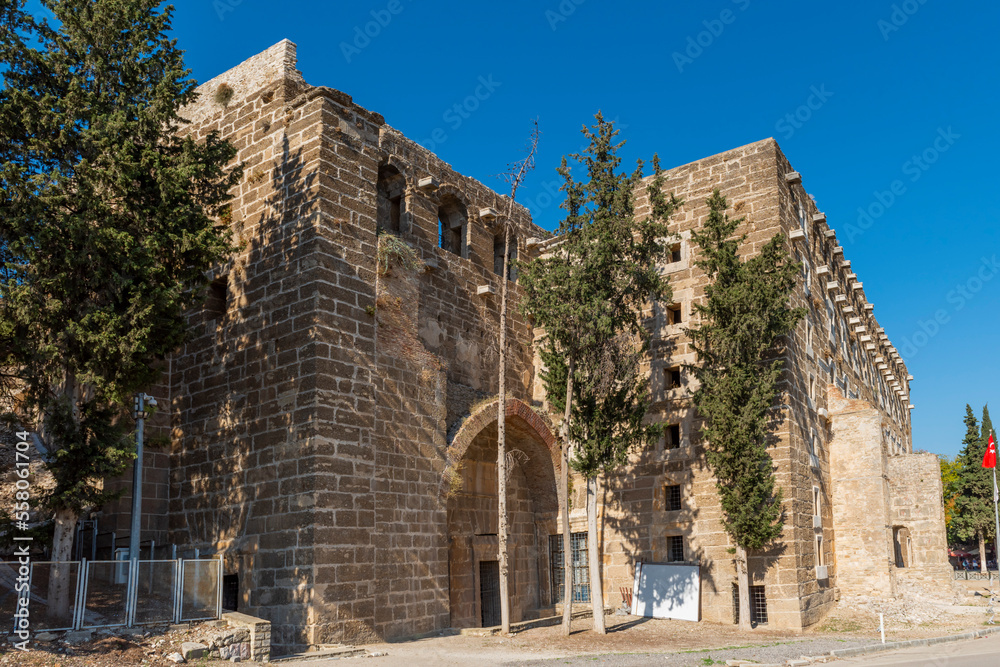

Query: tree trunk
[[497, 223, 511, 635], [47, 374, 81, 623], [48, 507, 78, 623], [586, 475, 606, 634], [736, 544, 752, 631], [980, 531, 988, 574], [561, 356, 575, 636]]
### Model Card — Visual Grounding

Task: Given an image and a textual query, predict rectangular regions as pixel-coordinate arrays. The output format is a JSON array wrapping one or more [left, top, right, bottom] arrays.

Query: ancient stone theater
[[93, 41, 952, 653]]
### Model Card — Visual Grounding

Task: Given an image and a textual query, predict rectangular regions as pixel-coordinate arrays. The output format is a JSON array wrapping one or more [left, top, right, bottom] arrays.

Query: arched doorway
[[443, 399, 560, 628]]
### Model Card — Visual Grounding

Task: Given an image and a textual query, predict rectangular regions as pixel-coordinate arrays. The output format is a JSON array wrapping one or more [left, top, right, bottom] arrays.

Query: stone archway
[[443, 399, 560, 628]]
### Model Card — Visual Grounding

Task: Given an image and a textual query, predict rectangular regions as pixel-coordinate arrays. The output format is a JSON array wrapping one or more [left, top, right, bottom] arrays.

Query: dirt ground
[[1, 589, 995, 666]]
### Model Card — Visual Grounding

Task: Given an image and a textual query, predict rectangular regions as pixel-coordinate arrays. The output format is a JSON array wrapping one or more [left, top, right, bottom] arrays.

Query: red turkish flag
[[984, 432, 997, 469]]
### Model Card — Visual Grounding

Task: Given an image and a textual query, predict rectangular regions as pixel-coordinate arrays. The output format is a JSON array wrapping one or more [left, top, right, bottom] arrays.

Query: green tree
[[686, 189, 804, 630], [0, 0, 240, 579], [952, 405, 995, 572], [519, 113, 678, 634], [938, 453, 961, 543]]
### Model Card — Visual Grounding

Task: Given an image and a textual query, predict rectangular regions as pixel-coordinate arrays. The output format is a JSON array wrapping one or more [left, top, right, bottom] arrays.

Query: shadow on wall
[[172, 125, 327, 650]]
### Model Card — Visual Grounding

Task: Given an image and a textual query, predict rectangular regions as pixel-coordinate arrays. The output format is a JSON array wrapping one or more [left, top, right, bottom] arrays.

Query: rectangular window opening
[[549, 533, 590, 605], [665, 485, 682, 512], [669, 243, 682, 263], [667, 367, 682, 390], [667, 304, 683, 325], [222, 573, 239, 612], [667, 535, 685, 563], [206, 275, 228, 322], [732, 584, 768, 625], [665, 424, 681, 450]]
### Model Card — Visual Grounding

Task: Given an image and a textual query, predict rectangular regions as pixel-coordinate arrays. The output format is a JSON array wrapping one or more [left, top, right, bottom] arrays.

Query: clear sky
[[30, 0, 998, 458]]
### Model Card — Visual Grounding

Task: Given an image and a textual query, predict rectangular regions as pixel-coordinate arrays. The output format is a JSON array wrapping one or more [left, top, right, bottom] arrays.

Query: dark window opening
[[438, 196, 467, 256], [549, 533, 590, 605], [222, 574, 239, 612], [667, 304, 682, 325], [665, 485, 682, 512], [669, 243, 682, 263], [667, 535, 684, 562], [665, 424, 681, 450], [493, 233, 518, 281], [206, 276, 228, 322], [732, 584, 768, 625], [377, 165, 406, 235], [666, 367, 682, 390], [479, 560, 501, 627]]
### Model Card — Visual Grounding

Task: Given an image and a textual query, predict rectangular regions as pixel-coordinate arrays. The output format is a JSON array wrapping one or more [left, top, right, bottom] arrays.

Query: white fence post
[[216, 555, 223, 621], [75, 559, 89, 631]]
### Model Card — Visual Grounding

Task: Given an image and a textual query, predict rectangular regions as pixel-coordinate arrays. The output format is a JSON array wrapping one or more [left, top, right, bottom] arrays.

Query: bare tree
[[496, 121, 539, 634]]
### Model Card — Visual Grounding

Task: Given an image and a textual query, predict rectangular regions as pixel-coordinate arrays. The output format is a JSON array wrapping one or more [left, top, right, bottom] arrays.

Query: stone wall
[[827, 388, 895, 597], [112, 39, 549, 654], [888, 452, 954, 593], [90, 39, 948, 648]]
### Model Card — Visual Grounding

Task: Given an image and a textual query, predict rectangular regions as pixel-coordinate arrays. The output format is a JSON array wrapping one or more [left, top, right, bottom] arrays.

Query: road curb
[[827, 625, 1000, 660]]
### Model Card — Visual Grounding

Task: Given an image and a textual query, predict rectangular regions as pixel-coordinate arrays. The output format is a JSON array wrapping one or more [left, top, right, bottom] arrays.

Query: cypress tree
[[953, 405, 996, 571], [520, 112, 678, 634], [686, 189, 804, 630], [0, 0, 240, 582]]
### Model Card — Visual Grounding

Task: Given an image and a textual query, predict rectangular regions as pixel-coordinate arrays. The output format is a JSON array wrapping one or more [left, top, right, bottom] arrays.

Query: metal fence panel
[[0, 557, 219, 631], [29, 561, 80, 631], [0, 561, 23, 633], [82, 560, 130, 628], [180, 559, 221, 622], [0, 561, 82, 633], [133, 560, 177, 625]]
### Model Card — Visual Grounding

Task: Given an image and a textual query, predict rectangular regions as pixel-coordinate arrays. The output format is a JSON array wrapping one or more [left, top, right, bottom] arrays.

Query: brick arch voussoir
[[440, 397, 559, 500], [434, 183, 470, 210]]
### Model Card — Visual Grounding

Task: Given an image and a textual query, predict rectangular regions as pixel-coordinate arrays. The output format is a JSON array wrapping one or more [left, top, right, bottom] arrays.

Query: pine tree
[[520, 113, 678, 634], [953, 405, 996, 572], [686, 189, 805, 630], [0, 0, 240, 584]]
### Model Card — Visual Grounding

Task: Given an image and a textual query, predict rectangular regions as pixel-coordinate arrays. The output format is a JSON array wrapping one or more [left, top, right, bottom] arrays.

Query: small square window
[[667, 304, 682, 325], [665, 424, 681, 450], [667, 535, 684, 562], [668, 243, 682, 263], [666, 367, 682, 390], [665, 485, 682, 511]]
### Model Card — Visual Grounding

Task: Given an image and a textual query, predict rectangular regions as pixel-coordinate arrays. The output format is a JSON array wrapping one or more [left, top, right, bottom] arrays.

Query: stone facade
[[91, 41, 951, 653]]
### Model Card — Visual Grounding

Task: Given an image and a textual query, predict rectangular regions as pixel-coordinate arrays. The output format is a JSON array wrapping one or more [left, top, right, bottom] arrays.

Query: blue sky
[[31, 1, 998, 457]]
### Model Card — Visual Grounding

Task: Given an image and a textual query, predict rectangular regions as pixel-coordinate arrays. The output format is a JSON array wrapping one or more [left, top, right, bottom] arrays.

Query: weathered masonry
[[94, 41, 951, 654], [586, 141, 952, 629]]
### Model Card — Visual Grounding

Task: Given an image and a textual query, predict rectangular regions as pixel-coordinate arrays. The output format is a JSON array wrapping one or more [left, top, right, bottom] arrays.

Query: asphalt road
[[834, 632, 1000, 666], [275, 633, 1000, 666]]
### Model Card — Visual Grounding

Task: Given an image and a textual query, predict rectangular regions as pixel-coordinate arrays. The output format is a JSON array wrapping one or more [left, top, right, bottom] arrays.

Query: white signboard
[[630, 562, 700, 621]]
